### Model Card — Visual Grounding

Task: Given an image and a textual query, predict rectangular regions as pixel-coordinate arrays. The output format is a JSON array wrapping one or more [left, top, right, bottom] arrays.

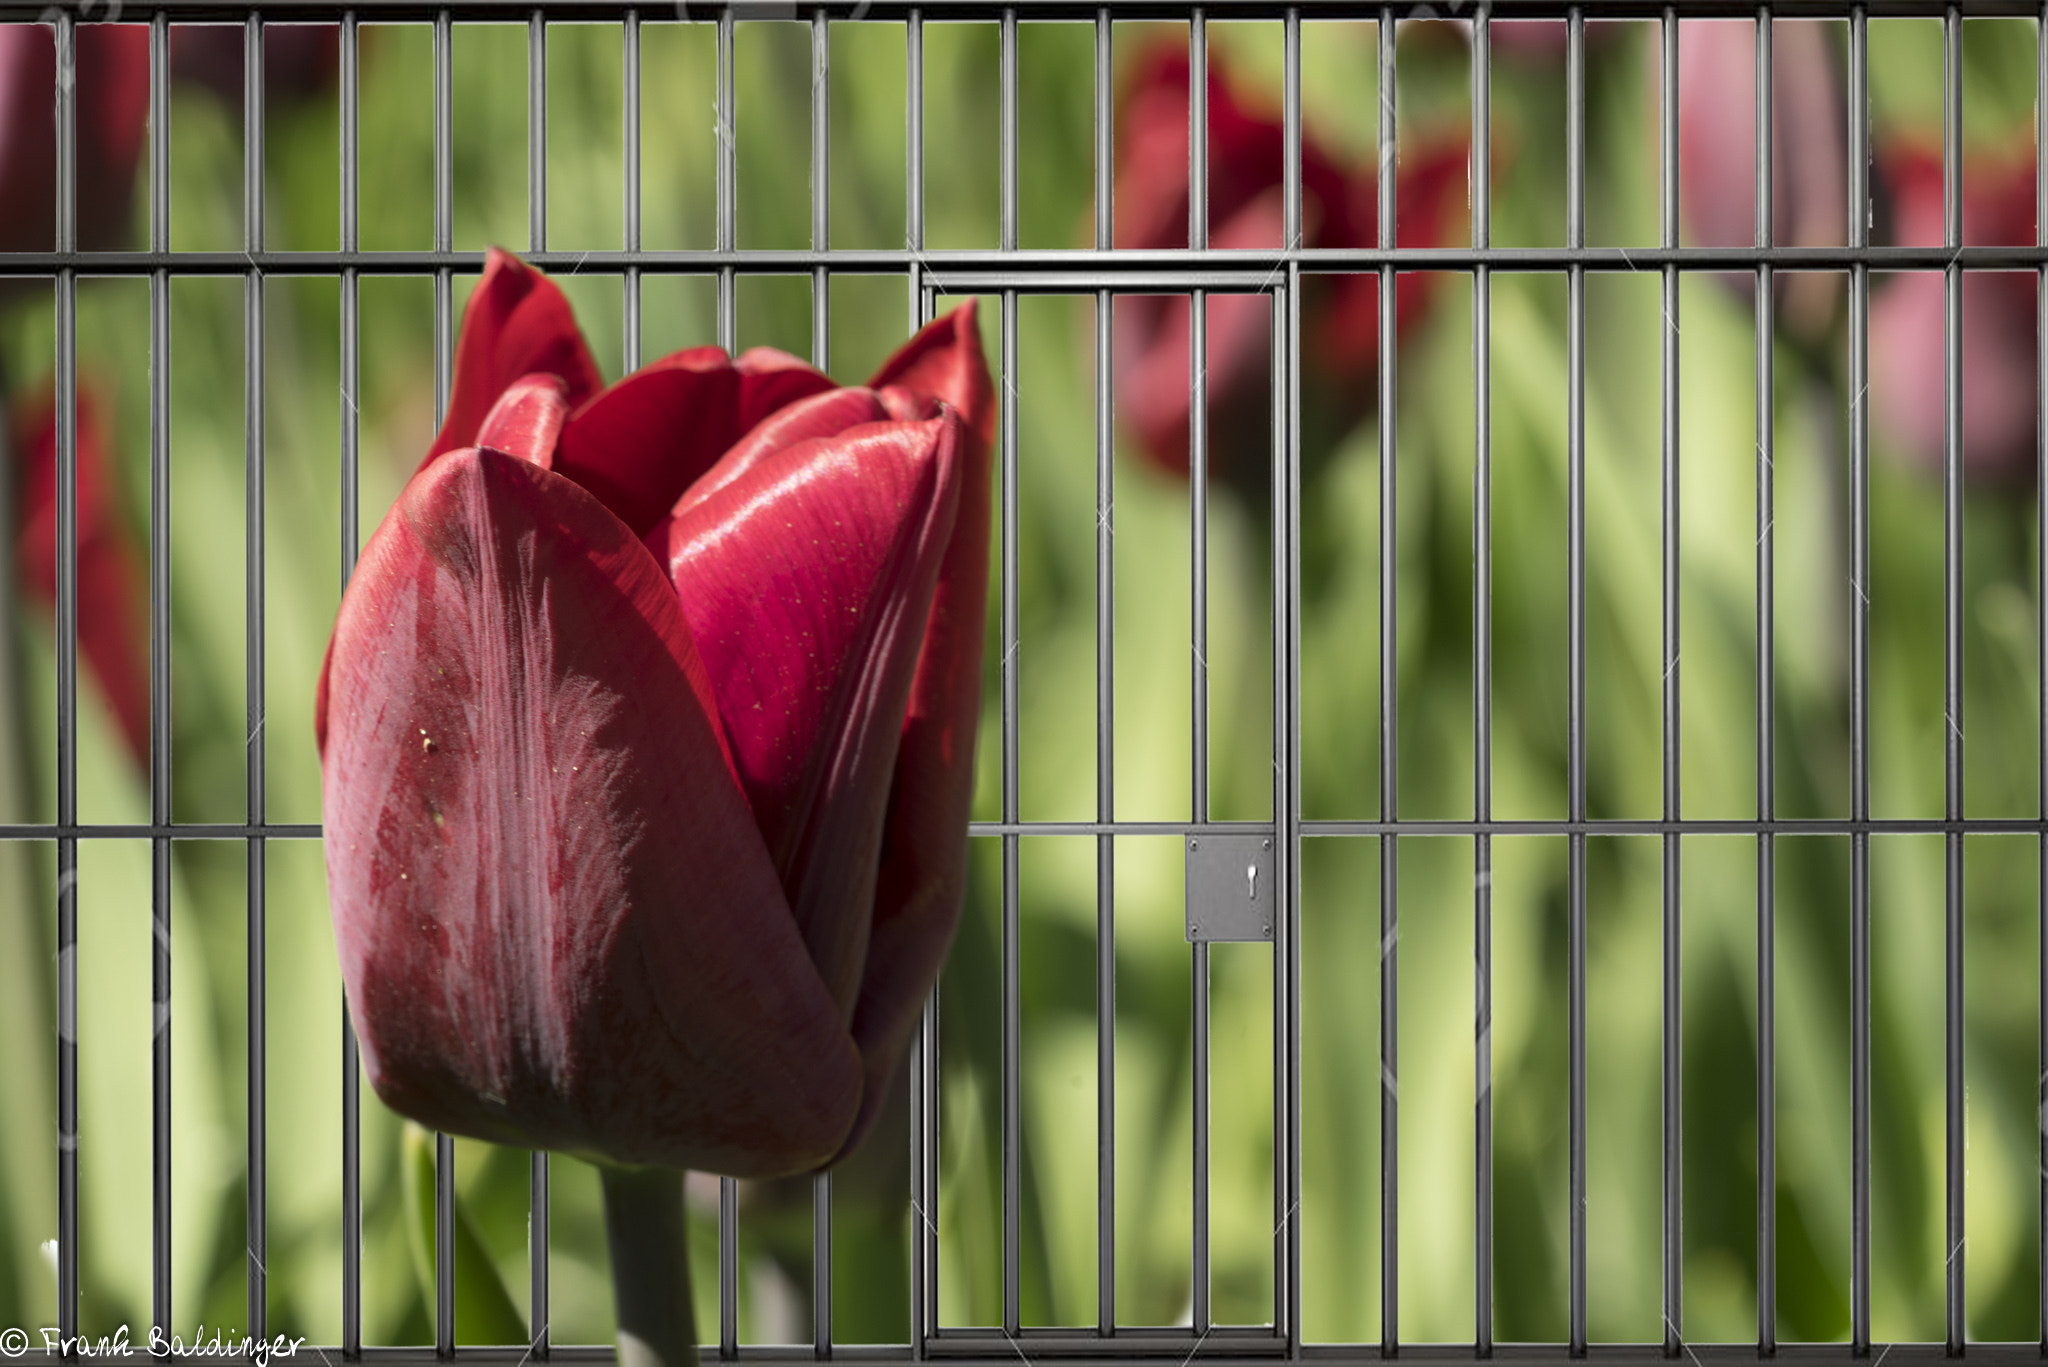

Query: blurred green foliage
[[0, 9, 2041, 1352]]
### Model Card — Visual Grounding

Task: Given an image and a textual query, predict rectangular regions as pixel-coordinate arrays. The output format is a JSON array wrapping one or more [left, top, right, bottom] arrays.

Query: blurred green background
[[0, 10, 2041, 1350]]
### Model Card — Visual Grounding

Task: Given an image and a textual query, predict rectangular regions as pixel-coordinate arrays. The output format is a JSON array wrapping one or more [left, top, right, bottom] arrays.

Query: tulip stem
[[600, 1164, 700, 1367]]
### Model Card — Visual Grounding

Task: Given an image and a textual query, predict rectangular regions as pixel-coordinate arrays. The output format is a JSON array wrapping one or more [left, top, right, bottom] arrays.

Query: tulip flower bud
[[319, 250, 992, 1177], [0, 23, 149, 260], [1110, 38, 1467, 485], [12, 381, 152, 769], [1676, 19, 1845, 338]]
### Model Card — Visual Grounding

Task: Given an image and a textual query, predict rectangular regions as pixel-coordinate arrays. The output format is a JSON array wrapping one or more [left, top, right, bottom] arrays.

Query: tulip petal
[[427, 250, 605, 465], [553, 347, 838, 537], [868, 302, 996, 452], [673, 386, 894, 517], [835, 305, 995, 1159], [321, 447, 861, 1176], [476, 373, 571, 468], [735, 347, 841, 432], [656, 414, 963, 1019]]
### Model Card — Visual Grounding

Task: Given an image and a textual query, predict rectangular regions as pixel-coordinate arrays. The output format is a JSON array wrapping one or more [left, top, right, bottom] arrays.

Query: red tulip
[[1675, 19, 1844, 335], [13, 380, 152, 769], [1870, 137, 2037, 483], [1111, 38, 1468, 481], [317, 250, 992, 1177], [0, 22, 149, 258]]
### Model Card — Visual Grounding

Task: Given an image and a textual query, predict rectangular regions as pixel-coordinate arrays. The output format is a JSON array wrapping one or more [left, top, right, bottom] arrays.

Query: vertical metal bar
[[529, 12, 555, 1352], [714, 10, 738, 1353], [148, 8, 173, 1345], [1753, 8, 1777, 1356], [907, 15, 934, 1356], [998, 0, 1022, 1337], [53, 7, 79, 1342], [1941, 7, 1966, 1354], [243, 11, 269, 1344], [1276, 18, 1302, 1354], [1565, 7, 1588, 1358], [1658, 9, 1683, 1359], [339, 11, 363, 1357], [2038, 9, 2048, 1356], [906, 9, 924, 333], [811, 12, 832, 1353], [1470, 5, 1494, 1356], [1375, 10, 1400, 1352], [431, 10, 454, 1357], [716, 7, 736, 353], [530, 10, 546, 253], [1094, 5, 1116, 1342], [1280, 280, 1305, 1366], [1847, 8, 1871, 1354], [624, 9, 640, 372], [999, 285, 1021, 1339], [1186, 6, 1212, 1339]]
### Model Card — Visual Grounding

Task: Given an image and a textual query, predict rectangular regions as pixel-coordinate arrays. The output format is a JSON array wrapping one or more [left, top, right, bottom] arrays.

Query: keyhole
[[1247, 863, 1259, 900]]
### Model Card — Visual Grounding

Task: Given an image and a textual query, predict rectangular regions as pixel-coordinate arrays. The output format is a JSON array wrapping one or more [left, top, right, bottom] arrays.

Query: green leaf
[[401, 1123, 529, 1348]]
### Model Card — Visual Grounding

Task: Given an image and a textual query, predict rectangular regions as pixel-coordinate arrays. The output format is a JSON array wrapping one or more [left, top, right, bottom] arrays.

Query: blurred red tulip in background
[[318, 250, 993, 1177], [1871, 137, 2037, 483], [170, 23, 342, 114], [1111, 38, 1468, 482], [0, 23, 148, 258], [12, 382, 152, 769]]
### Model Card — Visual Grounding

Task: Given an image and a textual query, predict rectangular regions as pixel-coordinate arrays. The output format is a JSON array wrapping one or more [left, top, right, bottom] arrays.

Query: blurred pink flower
[[1870, 137, 2037, 483], [1676, 19, 1844, 336]]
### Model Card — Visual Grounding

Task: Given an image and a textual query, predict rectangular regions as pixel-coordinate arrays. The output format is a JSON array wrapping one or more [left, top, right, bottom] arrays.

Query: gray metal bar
[[53, 8, 78, 1341], [244, 11, 269, 1344], [528, 11, 556, 1350], [1471, 5, 1494, 1356], [430, 12, 454, 1353], [1940, 5, 1965, 1353], [7, 243, 2047, 278], [1753, 7, 1776, 1355], [714, 11, 738, 1353], [1094, 8, 1115, 1342], [908, 24, 932, 1351], [1376, 10, 1399, 1351], [999, 285, 1021, 1338], [6, 2, 2042, 20], [531, 10, 546, 251], [149, 8, 174, 1344], [1001, 8, 1017, 252], [1188, 7, 1212, 1337], [1281, 276, 1304, 1367], [2038, 9, 2047, 1354], [812, 14, 832, 1346], [1277, 20, 1302, 1353], [1847, 7, 1871, 1354], [623, 8, 640, 369], [1658, 9, 1682, 1358], [1565, 7, 1587, 1358], [339, 11, 364, 1356]]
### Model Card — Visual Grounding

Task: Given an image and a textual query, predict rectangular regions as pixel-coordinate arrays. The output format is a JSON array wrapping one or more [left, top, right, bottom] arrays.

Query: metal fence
[[2, 0, 2044, 1361]]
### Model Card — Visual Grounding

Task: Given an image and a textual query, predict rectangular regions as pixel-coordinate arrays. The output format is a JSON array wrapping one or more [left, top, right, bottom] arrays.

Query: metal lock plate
[[1185, 834, 1275, 943]]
